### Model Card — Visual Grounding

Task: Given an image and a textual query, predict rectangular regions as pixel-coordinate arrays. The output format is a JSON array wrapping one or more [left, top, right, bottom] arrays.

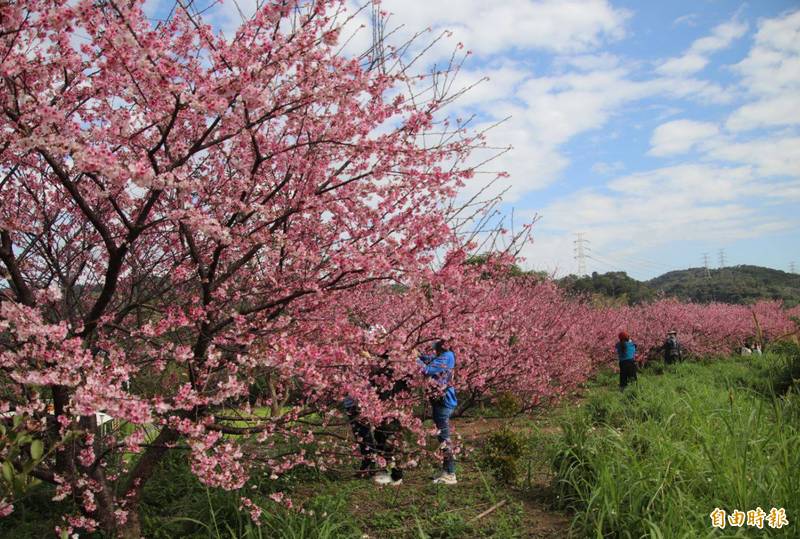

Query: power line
[[603, 250, 674, 278], [606, 255, 651, 270], [616, 256, 670, 273], [616, 253, 673, 271], [586, 254, 648, 281], [586, 255, 622, 274], [573, 233, 590, 276]]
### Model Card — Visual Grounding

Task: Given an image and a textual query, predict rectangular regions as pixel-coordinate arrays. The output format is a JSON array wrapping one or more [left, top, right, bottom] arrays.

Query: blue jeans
[[433, 403, 456, 474]]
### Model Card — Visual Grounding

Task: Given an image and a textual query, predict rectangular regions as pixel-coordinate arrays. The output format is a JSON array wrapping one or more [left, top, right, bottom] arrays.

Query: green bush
[[493, 391, 522, 418], [479, 428, 527, 484], [765, 341, 800, 394]]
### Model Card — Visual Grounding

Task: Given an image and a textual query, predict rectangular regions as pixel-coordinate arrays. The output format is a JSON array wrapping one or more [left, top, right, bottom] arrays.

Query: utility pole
[[702, 253, 711, 278], [718, 249, 726, 269], [573, 233, 590, 276]]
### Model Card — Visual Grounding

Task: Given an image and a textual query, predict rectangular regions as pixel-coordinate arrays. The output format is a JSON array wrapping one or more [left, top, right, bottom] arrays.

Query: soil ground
[[288, 394, 588, 538]]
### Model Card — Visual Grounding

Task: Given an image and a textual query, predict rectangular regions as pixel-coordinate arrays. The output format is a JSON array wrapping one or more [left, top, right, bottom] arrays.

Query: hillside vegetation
[[649, 265, 800, 306], [559, 265, 800, 307]]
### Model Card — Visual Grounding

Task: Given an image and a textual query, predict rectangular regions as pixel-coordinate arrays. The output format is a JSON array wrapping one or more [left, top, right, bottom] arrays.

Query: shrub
[[493, 391, 522, 418], [764, 341, 800, 394], [480, 428, 528, 483]]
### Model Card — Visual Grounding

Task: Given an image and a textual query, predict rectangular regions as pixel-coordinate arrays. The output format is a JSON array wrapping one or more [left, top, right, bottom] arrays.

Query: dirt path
[[453, 414, 573, 538], [288, 396, 585, 538]]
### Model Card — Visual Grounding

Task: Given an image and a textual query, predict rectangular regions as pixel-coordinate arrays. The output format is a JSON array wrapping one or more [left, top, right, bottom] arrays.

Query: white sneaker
[[373, 472, 392, 484], [432, 473, 457, 485]]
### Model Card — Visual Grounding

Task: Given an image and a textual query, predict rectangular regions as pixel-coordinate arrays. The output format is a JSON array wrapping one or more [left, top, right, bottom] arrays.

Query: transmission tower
[[573, 233, 590, 276], [369, 2, 387, 73], [702, 253, 711, 278], [791, 261, 797, 274], [718, 249, 727, 268]]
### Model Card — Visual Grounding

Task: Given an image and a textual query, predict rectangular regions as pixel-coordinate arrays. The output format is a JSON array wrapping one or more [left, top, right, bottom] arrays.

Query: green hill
[[558, 265, 800, 307], [558, 271, 655, 305], [647, 265, 800, 306]]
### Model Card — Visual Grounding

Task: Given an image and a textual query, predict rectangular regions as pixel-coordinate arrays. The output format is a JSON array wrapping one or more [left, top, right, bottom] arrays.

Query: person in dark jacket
[[343, 395, 376, 475], [344, 356, 410, 486], [418, 339, 458, 485], [616, 331, 637, 390], [663, 330, 683, 365]]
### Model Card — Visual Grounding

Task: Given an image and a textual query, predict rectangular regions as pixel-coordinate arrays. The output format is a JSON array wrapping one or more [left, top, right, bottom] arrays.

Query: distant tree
[[558, 271, 654, 305]]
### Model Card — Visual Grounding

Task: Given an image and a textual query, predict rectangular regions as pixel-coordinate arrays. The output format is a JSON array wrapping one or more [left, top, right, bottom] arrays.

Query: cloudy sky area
[[358, 0, 800, 279], [148, 0, 800, 280]]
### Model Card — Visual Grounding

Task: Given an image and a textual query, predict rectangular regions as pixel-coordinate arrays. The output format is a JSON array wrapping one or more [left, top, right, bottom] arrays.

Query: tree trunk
[[114, 427, 179, 538], [117, 509, 143, 539]]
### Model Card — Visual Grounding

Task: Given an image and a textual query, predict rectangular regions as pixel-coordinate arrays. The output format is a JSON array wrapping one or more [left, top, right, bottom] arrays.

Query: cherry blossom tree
[[0, 0, 486, 534], [595, 299, 798, 361]]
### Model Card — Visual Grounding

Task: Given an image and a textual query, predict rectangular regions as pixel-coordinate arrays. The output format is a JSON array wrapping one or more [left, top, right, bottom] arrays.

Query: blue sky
[[341, 0, 800, 279], [147, 0, 800, 280]]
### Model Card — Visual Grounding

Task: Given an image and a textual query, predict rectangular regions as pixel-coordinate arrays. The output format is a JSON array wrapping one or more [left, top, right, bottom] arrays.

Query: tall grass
[[138, 453, 362, 539], [553, 352, 800, 538]]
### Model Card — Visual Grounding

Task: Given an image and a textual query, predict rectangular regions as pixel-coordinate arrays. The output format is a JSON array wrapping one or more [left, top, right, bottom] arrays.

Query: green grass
[[552, 352, 800, 538]]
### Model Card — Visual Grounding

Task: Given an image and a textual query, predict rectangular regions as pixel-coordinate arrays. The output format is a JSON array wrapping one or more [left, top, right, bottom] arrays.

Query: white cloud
[[673, 13, 699, 27], [459, 116, 569, 203], [727, 9, 800, 131], [513, 64, 731, 150], [523, 163, 795, 276], [726, 95, 800, 131], [518, 233, 579, 276], [648, 119, 719, 156], [658, 54, 709, 77], [591, 161, 625, 175], [657, 19, 748, 76], [458, 62, 734, 199], [377, 0, 629, 58], [606, 165, 757, 203], [447, 63, 530, 110], [556, 53, 621, 72], [734, 9, 800, 97], [705, 136, 800, 179], [518, 68, 647, 147], [691, 19, 748, 54], [458, 60, 735, 199]]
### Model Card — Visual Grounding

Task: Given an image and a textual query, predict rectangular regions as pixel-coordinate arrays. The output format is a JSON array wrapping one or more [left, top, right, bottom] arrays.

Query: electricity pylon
[[574, 233, 590, 276]]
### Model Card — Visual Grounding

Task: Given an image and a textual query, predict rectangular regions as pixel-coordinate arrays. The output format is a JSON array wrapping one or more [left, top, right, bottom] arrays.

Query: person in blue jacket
[[616, 331, 637, 390], [418, 338, 458, 485]]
